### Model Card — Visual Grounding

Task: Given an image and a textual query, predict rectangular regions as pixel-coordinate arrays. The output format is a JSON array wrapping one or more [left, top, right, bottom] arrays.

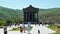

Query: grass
[[48, 24, 60, 34], [10, 26, 33, 31]]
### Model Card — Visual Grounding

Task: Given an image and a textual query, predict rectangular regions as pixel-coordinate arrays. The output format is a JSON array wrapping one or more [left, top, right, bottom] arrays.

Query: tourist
[[38, 29, 40, 34], [4, 26, 7, 34], [39, 23, 40, 26], [20, 26, 23, 34], [22, 23, 25, 33]]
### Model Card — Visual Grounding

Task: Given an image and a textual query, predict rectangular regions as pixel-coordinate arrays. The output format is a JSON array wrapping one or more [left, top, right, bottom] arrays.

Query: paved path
[[30, 25, 56, 34], [0, 24, 56, 34], [0, 28, 4, 34]]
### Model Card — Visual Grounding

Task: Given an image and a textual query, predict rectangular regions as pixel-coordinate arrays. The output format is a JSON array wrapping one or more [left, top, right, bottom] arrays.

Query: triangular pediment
[[23, 5, 39, 12]]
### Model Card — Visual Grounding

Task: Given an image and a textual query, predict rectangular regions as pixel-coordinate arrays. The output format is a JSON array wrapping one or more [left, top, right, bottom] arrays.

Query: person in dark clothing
[[38, 30, 40, 34], [4, 26, 7, 34], [39, 23, 40, 26]]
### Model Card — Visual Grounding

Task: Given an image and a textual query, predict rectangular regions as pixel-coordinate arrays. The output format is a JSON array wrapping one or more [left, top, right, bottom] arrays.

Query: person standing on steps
[[38, 29, 40, 34]]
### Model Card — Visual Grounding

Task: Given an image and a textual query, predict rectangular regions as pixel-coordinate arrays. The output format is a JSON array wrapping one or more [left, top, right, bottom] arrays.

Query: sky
[[0, 0, 60, 9]]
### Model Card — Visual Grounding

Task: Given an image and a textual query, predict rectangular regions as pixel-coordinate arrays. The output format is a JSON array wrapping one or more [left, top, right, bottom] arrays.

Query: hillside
[[0, 6, 60, 26], [38, 8, 60, 24], [0, 6, 23, 26]]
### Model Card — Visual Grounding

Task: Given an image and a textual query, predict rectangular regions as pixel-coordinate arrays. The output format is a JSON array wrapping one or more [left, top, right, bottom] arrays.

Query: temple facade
[[23, 5, 39, 24]]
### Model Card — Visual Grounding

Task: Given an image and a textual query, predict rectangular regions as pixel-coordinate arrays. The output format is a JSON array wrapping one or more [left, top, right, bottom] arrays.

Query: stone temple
[[23, 5, 39, 24]]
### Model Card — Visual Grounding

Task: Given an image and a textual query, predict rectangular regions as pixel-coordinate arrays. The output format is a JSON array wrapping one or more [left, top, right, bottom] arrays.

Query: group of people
[[20, 26, 40, 34], [20, 26, 26, 33], [20, 23, 28, 33], [3, 25, 40, 34]]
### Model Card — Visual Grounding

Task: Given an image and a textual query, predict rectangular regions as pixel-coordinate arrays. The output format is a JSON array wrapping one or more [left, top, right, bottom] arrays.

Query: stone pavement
[[0, 24, 56, 34], [30, 25, 56, 34]]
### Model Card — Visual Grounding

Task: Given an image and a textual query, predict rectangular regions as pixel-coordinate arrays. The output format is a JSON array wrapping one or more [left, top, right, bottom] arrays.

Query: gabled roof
[[23, 5, 39, 12]]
